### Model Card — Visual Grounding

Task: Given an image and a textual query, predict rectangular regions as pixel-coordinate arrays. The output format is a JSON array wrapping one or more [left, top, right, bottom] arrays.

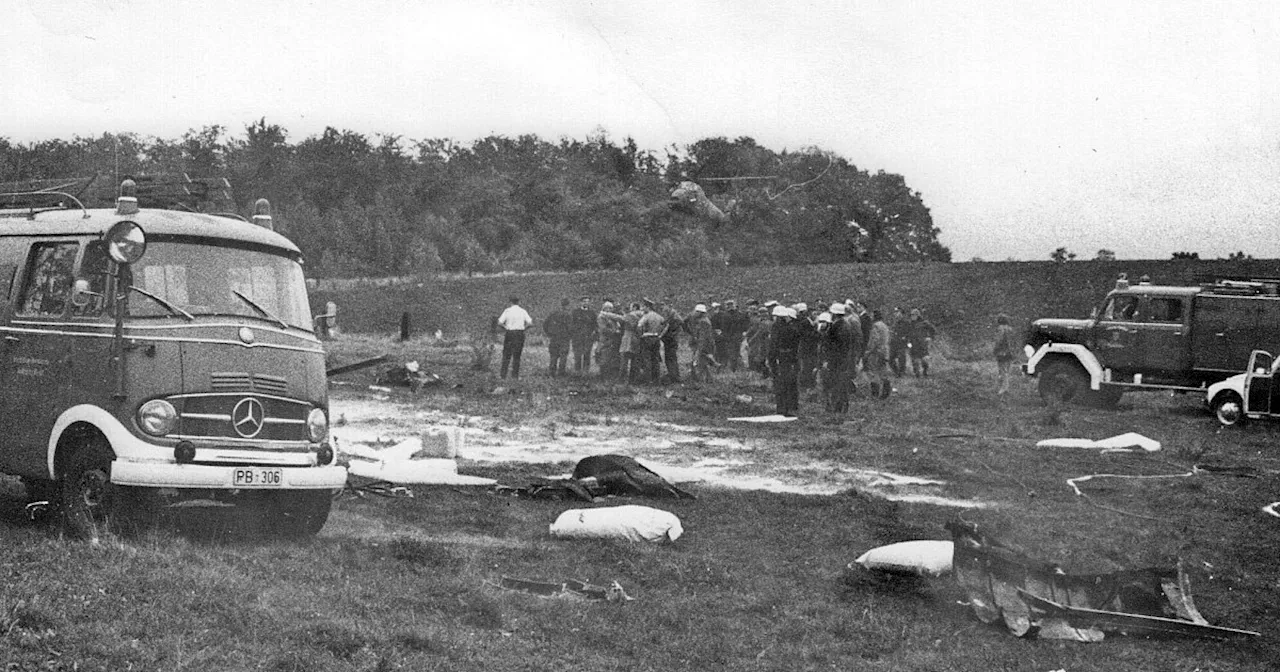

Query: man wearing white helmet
[[822, 302, 855, 413], [687, 304, 716, 382], [768, 305, 801, 417]]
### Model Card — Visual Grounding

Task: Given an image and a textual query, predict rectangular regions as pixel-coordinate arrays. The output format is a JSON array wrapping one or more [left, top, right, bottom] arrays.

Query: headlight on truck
[[307, 408, 328, 442], [138, 399, 177, 436]]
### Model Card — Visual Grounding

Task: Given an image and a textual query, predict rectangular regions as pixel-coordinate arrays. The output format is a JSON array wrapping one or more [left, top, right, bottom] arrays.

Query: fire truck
[[1023, 274, 1280, 407], [0, 176, 345, 538]]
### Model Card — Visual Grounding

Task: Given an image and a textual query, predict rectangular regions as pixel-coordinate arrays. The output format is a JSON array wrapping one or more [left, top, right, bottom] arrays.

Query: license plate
[[233, 468, 283, 487]]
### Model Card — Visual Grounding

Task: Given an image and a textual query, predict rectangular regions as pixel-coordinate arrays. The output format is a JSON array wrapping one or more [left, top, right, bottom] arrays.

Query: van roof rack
[[1196, 274, 1280, 296], [0, 174, 236, 215]]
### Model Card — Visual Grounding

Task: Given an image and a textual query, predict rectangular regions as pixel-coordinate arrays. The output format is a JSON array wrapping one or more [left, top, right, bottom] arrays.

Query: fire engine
[[0, 175, 345, 538], [1024, 274, 1280, 407]]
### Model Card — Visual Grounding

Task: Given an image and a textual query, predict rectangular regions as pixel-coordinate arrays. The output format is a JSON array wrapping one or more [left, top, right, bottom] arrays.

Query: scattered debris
[[1066, 469, 1197, 497], [550, 505, 683, 543], [343, 476, 415, 498], [1037, 432, 1161, 453], [948, 520, 1258, 641], [375, 360, 443, 392], [573, 454, 696, 500], [727, 414, 797, 423], [340, 431, 494, 486], [326, 354, 391, 378], [852, 540, 954, 577], [497, 455, 696, 502], [496, 576, 633, 602], [1264, 502, 1280, 519]]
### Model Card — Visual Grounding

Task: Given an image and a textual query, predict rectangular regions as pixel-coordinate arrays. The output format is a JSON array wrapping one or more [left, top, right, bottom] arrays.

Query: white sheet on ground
[[549, 505, 683, 543], [1036, 432, 1161, 452]]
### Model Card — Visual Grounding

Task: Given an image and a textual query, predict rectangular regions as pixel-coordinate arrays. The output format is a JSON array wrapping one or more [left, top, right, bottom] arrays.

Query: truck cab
[[0, 176, 345, 538], [1024, 274, 1280, 407]]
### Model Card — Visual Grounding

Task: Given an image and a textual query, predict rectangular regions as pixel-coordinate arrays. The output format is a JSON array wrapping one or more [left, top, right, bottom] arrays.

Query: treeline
[[0, 122, 951, 276]]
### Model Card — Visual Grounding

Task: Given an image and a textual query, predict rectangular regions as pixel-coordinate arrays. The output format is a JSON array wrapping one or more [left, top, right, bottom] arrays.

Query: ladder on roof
[[0, 174, 235, 213]]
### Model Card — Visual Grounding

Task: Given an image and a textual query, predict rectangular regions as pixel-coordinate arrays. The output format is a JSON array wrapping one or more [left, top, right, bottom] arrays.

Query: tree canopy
[[0, 124, 951, 276]]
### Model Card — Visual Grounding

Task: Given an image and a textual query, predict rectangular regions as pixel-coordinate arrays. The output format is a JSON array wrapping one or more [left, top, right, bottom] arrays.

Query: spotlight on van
[[106, 220, 147, 264]]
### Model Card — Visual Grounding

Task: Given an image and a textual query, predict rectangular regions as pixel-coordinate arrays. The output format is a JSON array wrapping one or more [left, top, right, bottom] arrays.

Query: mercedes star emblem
[[232, 398, 265, 438]]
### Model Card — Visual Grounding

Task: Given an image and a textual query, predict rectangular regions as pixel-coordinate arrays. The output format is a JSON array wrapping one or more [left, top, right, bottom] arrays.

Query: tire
[[59, 445, 119, 540], [1093, 384, 1124, 409], [1212, 392, 1245, 427], [1038, 359, 1088, 406], [265, 490, 333, 539]]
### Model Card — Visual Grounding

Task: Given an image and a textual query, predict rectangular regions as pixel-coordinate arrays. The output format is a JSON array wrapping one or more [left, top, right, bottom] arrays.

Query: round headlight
[[138, 399, 177, 436], [105, 220, 146, 264], [307, 407, 328, 442]]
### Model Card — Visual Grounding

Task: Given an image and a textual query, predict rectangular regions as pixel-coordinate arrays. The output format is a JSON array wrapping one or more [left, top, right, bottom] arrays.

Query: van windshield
[[127, 241, 313, 330]]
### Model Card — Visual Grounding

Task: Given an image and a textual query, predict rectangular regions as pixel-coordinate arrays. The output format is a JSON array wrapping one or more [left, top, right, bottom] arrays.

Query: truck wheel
[[266, 491, 332, 539], [1093, 384, 1124, 409], [1212, 392, 1245, 426], [59, 445, 119, 540], [1038, 360, 1087, 405]]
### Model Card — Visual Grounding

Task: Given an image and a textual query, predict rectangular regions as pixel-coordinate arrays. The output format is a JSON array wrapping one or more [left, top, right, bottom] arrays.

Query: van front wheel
[[59, 446, 118, 540]]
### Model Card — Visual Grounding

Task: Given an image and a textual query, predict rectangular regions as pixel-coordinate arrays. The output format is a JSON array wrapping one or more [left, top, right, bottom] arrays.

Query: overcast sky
[[4, 0, 1279, 261]]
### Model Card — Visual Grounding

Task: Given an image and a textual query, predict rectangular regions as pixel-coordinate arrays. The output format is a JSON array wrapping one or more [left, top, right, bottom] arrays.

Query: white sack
[[854, 540, 954, 576], [549, 505, 683, 543]]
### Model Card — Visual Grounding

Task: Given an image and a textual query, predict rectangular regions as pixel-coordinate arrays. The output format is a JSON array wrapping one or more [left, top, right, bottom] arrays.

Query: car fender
[[46, 404, 155, 480], [1026, 343, 1105, 390], [1206, 374, 1245, 408]]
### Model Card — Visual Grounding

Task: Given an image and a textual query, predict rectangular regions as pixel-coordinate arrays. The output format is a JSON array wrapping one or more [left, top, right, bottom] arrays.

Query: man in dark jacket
[[543, 298, 572, 377], [906, 308, 938, 377], [768, 306, 801, 417], [570, 296, 598, 374], [659, 298, 683, 383]]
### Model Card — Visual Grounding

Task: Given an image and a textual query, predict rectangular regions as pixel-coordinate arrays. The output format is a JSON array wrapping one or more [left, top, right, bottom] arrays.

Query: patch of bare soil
[[329, 389, 990, 507]]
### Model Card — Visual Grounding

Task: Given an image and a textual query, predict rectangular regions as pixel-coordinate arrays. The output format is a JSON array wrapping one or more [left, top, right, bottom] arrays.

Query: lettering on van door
[[12, 356, 49, 377]]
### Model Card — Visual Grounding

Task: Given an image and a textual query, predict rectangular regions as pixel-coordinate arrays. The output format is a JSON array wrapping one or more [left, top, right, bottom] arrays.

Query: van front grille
[[211, 372, 289, 396]]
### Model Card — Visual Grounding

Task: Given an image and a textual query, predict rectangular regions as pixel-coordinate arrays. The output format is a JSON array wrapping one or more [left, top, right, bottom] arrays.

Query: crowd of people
[[493, 294, 945, 418]]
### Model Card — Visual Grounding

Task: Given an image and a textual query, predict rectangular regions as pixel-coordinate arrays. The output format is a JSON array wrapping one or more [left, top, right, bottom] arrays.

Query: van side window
[[1148, 298, 1183, 323], [17, 242, 79, 317], [71, 241, 109, 317]]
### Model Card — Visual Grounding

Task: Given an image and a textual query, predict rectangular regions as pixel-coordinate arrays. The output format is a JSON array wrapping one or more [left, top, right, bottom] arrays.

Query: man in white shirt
[[497, 296, 534, 379]]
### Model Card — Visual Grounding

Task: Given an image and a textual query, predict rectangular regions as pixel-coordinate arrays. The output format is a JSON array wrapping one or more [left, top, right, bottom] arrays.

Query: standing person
[[888, 307, 908, 377], [865, 310, 892, 399], [596, 300, 625, 378], [709, 302, 727, 369], [768, 306, 801, 417], [841, 301, 865, 397], [570, 296, 597, 374], [497, 296, 534, 380], [659, 298, 683, 383], [618, 302, 644, 383], [543, 298, 572, 377], [906, 308, 938, 377], [993, 313, 1017, 395], [794, 303, 819, 391], [723, 300, 749, 372], [687, 304, 716, 382], [636, 300, 666, 384], [820, 304, 854, 414], [746, 306, 771, 376]]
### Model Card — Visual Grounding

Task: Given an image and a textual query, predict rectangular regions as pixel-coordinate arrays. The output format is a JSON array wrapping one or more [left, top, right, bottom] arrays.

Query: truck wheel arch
[[1027, 343, 1105, 390]]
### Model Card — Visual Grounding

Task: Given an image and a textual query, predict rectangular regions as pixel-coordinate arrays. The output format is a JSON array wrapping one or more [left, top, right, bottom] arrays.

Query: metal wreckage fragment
[[947, 520, 1259, 641]]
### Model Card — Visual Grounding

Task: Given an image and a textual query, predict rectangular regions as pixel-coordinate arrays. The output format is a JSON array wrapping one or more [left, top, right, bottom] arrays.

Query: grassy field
[[1, 331, 1277, 671]]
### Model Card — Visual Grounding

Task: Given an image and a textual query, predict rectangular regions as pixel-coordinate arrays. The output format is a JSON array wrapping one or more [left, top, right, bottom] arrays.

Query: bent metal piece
[[948, 520, 1259, 641]]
